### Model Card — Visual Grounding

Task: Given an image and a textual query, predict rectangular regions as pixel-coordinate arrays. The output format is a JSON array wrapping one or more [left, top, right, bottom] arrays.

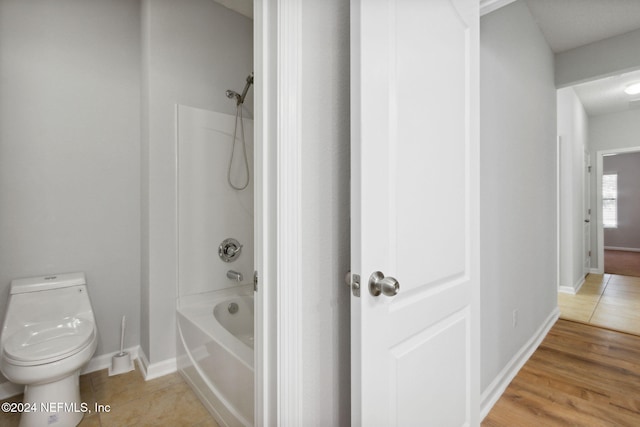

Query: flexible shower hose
[[227, 103, 250, 191]]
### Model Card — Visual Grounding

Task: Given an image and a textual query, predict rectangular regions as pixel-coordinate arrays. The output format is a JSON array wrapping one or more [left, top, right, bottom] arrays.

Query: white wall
[[480, 0, 558, 397], [0, 0, 141, 361], [589, 109, 640, 267], [140, 0, 253, 364], [557, 87, 589, 291], [299, 0, 350, 424], [602, 151, 640, 250]]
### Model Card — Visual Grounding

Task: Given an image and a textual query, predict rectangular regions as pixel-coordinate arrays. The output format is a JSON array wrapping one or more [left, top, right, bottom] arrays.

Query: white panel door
[[350, 0, 479, 426]]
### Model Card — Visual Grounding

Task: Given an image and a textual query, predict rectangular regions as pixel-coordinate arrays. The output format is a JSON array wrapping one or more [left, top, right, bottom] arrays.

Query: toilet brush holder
[[109, 315, 134, 376], [108, 351, 134, 376]]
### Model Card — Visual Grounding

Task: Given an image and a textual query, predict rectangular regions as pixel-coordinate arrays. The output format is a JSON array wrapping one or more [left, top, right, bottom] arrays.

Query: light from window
[[603, 173, 618, 228]]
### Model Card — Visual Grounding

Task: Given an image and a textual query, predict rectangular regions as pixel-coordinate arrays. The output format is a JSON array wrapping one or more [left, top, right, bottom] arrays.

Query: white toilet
[[0, 272, 98, 427]]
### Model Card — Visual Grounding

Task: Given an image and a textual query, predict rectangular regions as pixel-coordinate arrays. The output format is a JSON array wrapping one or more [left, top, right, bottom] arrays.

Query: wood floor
[[558, 273, 640, 335], [605, 250, 640, 277], [483, 319, 640, 426]]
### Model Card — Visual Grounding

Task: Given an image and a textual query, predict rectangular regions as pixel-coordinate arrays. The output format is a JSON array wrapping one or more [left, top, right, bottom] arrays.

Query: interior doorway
[[597, 148, 640, 277]]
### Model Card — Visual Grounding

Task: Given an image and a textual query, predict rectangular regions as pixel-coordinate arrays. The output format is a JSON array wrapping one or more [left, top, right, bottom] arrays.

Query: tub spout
[[226, 270, 243, 282]]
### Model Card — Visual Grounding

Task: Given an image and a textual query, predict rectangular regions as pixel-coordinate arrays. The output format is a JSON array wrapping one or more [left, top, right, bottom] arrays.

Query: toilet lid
[[3, 317, 95, 364]]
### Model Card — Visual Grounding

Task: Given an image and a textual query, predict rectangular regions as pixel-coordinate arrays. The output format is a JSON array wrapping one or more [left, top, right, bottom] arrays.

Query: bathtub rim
[[177, 284, 254, 370]]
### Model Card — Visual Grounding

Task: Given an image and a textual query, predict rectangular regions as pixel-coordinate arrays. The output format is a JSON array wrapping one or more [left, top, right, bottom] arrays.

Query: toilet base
[[18, 371, 85, 427]]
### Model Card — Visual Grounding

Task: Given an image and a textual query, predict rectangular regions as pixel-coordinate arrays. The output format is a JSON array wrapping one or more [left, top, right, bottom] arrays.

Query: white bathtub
[[177, 285, 254, 427]]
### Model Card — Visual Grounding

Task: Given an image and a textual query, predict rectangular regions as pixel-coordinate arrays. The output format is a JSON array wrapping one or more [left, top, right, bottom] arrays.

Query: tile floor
[[0, 365, 219, 427], [558, 273, 640, 335]]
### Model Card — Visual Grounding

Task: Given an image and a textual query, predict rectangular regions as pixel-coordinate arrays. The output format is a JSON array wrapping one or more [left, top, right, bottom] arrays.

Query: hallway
[[559, 274, 640, 336]]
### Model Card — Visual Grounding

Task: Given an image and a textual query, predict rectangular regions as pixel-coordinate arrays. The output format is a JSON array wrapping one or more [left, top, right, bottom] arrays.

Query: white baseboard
[[81, 345, 139, 375], [0, 345, 142, 400], [558, 285, 576, 294], [480, 308, 560, 420], [604, 246, 640, 253], [589, 268, 603, 275], [558, 276, 584, 295], [137, 347, 177, 381]]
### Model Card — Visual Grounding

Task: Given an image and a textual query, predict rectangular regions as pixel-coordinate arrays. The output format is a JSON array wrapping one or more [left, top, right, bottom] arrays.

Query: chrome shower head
[[226, 90, 241, 101], [226, 72, 254, 106]]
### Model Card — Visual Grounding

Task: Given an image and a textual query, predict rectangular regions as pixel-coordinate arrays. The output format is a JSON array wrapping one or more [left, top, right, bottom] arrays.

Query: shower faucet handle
[[225, 244, 243, 255], [219, 238, 242, 262]]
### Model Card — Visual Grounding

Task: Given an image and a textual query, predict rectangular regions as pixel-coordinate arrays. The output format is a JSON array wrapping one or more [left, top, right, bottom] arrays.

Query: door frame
[[258, 0, 491, 423], [595, 146, 640, 274], [255, 0, 305, 424], [584, 149, 591, 275]]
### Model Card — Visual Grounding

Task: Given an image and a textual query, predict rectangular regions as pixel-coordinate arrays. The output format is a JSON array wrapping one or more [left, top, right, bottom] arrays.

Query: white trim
[[276, 0, 303, 425], [480, 308, 560, 420], [604, 246, 640, 253], [556, 136, 561, 292], [558, 286, 576, 294], [254, 0, 278, 425], [584, 149, 591, 277], [596, 146, 640, 275], [0, 346, 143, 400], [558, 276, 585, 295], [81, 346, 139, 375], [589, 268, 602, 275], [480, 0, 517, 16], [137, 347, 177, 381]]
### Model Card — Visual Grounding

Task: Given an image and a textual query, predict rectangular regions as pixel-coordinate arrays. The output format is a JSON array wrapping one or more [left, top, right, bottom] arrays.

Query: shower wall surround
[[177, 105, 254, 297]]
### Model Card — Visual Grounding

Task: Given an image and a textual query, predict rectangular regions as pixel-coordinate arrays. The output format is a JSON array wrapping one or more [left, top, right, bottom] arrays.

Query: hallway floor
[[558, 273, 640, 336], [0, 365, 219, 427], [483, 319, 640, 426]]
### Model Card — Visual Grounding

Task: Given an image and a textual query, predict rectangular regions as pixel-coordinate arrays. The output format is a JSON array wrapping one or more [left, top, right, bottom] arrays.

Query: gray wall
[[557, 87, 589, 290], [299, 0, 350, 424], [480, 0, 558, 394], [603, 152, 640, 250], [556, 28, 640, 87], [140, 0, 253, 364], [0, 0, 141, 359]]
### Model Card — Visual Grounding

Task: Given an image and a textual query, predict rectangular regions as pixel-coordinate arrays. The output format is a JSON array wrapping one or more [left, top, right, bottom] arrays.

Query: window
[[603, 173, 618, 228]]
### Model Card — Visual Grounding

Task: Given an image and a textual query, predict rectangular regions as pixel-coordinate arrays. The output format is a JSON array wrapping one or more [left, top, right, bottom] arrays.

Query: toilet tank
[[1, 273, 96, 345]]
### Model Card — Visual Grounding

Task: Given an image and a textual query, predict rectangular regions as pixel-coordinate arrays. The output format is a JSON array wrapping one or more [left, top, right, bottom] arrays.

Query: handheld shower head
[[226, 90, 241, 102], [226, 72, 254, 106]]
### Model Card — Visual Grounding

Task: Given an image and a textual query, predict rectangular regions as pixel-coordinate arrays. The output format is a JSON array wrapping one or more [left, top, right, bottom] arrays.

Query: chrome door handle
[[369, 271, 399, 297]]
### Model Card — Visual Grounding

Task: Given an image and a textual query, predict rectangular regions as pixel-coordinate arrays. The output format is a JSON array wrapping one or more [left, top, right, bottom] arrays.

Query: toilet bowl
[[0, 272, 98, 427]]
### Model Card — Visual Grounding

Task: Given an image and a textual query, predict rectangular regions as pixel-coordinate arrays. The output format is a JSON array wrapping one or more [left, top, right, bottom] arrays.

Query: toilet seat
[[3, 317, 95, 366]]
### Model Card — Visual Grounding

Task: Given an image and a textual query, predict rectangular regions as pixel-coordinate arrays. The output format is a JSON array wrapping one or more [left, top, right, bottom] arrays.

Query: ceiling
[[524, 0, 640, 53], [522, 0, 640, 116], [213, 0, 252, 19], [572, 69, 640, 116]]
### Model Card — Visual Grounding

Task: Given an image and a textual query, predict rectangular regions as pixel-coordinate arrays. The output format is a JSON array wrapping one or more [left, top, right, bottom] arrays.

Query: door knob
[[369, 271, 399, 297], [584, 219, 590, 223]]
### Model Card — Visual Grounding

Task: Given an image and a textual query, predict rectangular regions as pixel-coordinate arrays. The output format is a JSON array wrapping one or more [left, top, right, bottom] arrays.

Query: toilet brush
[[108, 315, 134, 376]]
